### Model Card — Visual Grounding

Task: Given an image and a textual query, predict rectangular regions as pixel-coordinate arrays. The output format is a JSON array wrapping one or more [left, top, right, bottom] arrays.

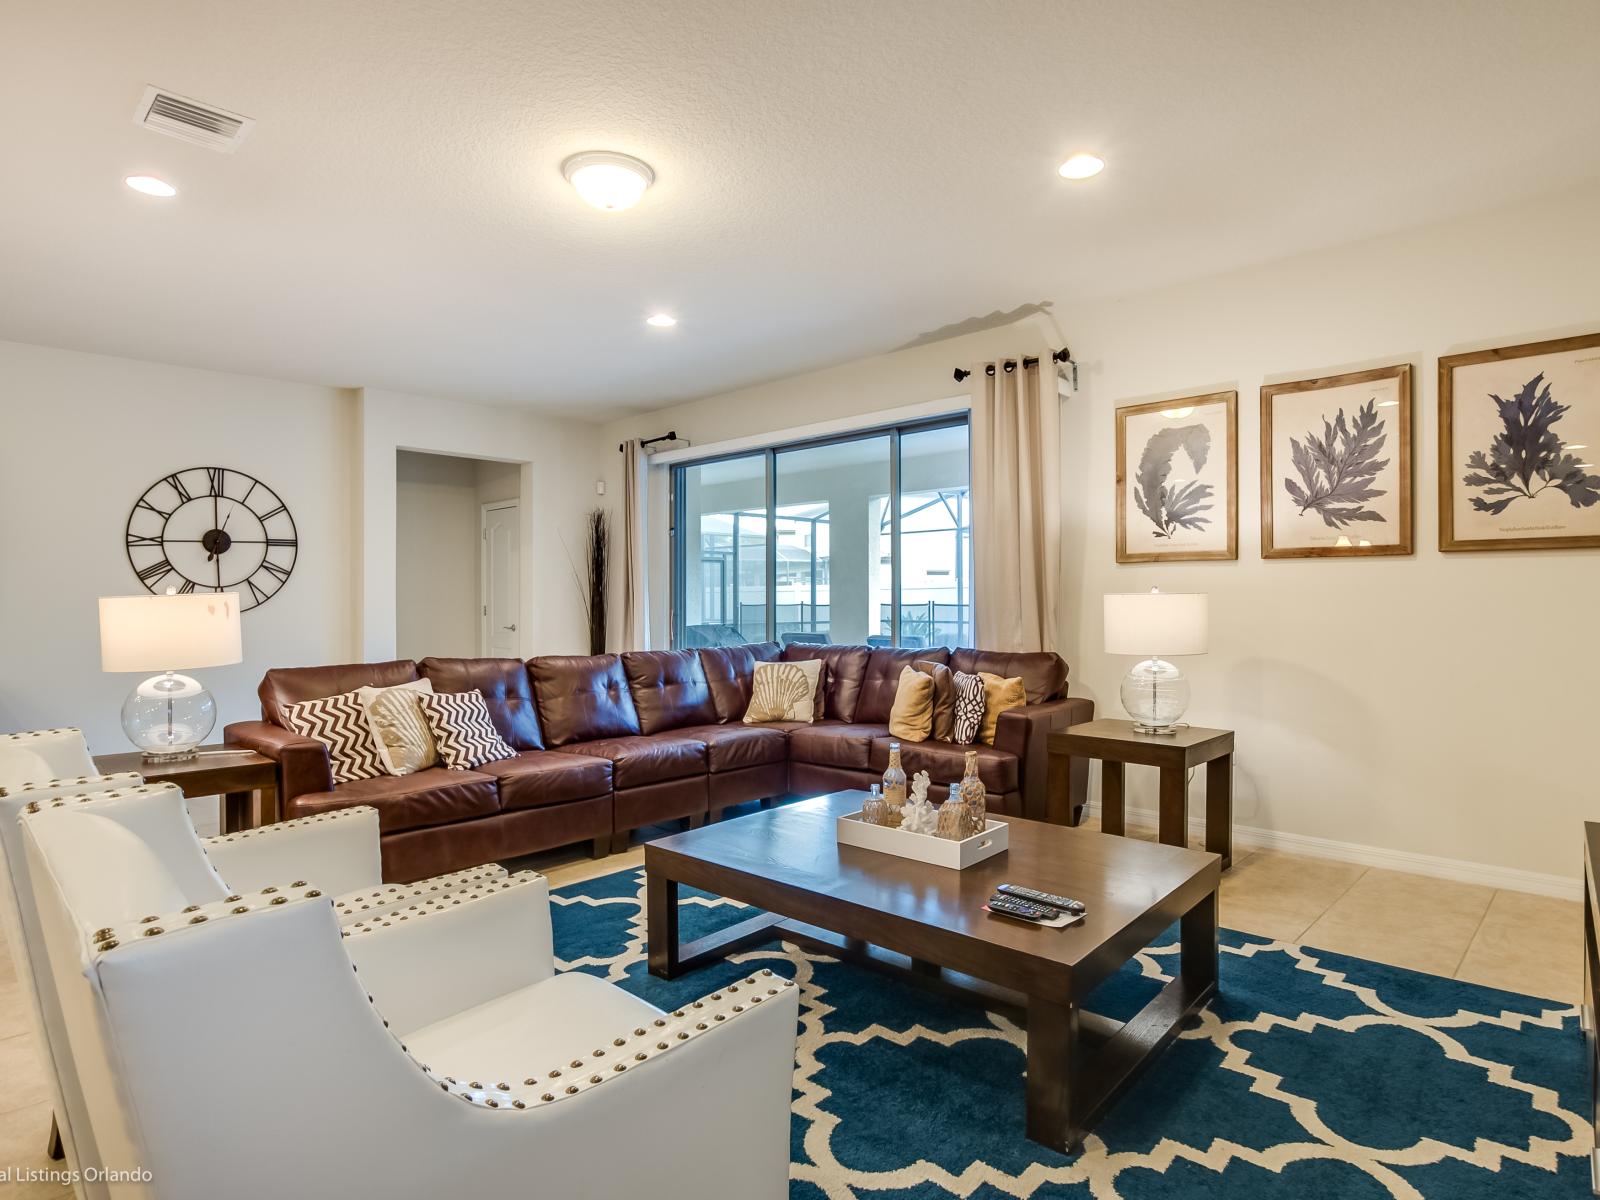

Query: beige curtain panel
[[969, 360, 1061, 652], [621, 438, 650, 650]]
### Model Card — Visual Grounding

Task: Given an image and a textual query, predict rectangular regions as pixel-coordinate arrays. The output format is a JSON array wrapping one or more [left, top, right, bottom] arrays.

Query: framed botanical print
[[1440, 332, 1600, 551], [1260, 364, 1413, 558], [1115, 391, 1237, 563]]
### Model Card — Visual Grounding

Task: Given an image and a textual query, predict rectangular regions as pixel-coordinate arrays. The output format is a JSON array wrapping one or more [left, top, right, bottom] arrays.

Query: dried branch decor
[[572, 508, 609, 655]]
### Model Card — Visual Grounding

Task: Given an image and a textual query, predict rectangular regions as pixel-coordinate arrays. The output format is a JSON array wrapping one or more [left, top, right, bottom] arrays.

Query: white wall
[[0, 341, 359, 753], [395, 450, 482, 660]]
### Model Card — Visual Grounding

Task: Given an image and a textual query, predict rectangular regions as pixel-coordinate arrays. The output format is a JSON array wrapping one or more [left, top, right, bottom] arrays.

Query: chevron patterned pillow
[[415, 690, 517, 769], [281, 690, 386, 785]]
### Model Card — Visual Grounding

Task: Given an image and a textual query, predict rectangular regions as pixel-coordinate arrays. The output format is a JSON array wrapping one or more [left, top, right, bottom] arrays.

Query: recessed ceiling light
[[562, 151, 654, 211], [646, 313, 677, 328], [125, 174, 177, 197], [1057, 153, 1104, 180]]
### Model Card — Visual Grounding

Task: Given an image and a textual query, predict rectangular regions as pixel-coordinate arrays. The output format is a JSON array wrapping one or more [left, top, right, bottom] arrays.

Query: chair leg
[[47, 1113, 63, 1161]]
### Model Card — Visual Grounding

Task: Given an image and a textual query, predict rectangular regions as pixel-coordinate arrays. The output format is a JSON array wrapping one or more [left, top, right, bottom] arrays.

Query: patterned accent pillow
[[282, 691, 386, 785], [415, 691, 517, 770], [743, 659, 822, 724], [357, 678, 438, 776], [952, 671, 986, 745]]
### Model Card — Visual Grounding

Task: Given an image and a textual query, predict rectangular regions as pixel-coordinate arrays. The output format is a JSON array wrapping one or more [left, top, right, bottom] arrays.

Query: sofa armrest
[[995, 696, 1094, 822], [202, 805, 382, 896], [223, 719, 333, 803]]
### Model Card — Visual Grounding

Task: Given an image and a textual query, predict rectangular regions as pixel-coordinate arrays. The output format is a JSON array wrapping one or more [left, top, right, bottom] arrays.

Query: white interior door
[[481, 501, 521, 656]]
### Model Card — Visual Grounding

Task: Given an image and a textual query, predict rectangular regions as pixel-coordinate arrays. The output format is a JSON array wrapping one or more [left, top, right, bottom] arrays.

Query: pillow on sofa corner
[[357, 678, 438, 776], [415, 690, 517, 770], [913, 660, 956, 742], [887, 666, 934, 742], [281, 690, 387, 785], [951, 671, 985, 745], [744, 659, 822, 724], [978, 673, 1027, 746]]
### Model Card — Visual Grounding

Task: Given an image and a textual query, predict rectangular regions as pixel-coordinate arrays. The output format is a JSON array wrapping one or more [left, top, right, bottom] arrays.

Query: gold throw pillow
[[358, 678, 439, 775], [887, 665, 934, 742], [913, 660, 956, 742], [978, 673, 1026, 745], [743, 659, 822, 723]]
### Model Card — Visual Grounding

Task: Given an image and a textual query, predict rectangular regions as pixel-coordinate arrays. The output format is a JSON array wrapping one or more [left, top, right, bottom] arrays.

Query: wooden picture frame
[[1439, 332, 1600, 552], [1115, 391, 1237, 563], [1260, 364, 1413, 559]]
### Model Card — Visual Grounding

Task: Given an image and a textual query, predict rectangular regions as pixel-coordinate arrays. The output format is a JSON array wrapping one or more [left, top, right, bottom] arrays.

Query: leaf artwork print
[[1283, 399, 1389, 529], [1133, 424, 1213, 538], [1462, 372, 1600, 516]]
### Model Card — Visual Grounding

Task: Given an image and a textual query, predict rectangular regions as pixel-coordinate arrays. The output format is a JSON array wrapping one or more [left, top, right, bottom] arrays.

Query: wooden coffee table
[[645, 791, 1221, 1153]]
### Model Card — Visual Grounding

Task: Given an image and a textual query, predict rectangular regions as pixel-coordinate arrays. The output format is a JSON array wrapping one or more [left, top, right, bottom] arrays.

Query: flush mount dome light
[[562, 151, 654, 211], [646, 313, 677, 328], [1057, 153, 1104, 180], [125, 174, 177, 197]]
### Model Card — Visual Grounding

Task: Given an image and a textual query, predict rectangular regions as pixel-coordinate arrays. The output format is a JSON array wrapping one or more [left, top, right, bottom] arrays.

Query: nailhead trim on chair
[[332, 866, 511, 927], [4, 771, 142, 800], [340, 872, 542, 935], [205, 804, 378, 844]]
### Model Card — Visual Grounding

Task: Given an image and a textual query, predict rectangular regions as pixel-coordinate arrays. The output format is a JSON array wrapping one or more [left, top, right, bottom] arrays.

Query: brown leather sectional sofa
[[225, 643, 1093, 882]]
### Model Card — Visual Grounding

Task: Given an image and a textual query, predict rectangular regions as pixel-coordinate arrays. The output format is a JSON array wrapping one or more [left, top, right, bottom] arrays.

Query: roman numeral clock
[[124, 468, 298, 609]]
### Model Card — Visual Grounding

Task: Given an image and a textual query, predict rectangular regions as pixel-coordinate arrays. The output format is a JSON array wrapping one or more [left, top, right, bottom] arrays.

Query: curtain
[[621, 439, 650, 650], [970, 360, 1060, 652]]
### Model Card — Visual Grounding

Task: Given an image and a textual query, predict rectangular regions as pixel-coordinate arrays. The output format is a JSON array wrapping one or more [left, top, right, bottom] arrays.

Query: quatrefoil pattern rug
[[551, 867, 1588, 1198]]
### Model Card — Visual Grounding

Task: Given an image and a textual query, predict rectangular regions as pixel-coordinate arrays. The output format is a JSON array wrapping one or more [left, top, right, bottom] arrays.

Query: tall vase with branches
[[578, 508, 609, 655]]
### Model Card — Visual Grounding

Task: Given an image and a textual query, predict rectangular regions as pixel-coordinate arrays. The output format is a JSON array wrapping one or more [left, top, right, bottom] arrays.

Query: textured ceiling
[[2, 1, 1598, 418]]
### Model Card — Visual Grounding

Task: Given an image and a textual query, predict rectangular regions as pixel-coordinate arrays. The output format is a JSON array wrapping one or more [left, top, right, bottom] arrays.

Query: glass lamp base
[[122, 671, 216, 761], [1120, 658, 1190, 735]]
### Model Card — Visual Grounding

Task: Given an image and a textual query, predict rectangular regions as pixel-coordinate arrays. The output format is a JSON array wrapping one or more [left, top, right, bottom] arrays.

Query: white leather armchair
[[22, 784, 800, 1200]]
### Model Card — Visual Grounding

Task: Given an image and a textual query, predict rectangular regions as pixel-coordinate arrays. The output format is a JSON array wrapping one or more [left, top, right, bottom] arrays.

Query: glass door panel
[[897, 423, 971, 649], [674, 454, 769, 647]]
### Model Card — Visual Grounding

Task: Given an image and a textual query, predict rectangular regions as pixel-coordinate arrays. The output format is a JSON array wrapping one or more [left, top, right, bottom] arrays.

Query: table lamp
[[1103, 589, 1208, 734], [99, 592, 243, 762]]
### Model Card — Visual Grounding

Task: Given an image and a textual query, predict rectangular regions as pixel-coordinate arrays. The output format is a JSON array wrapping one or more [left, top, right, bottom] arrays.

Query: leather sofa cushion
[[781, 644, 869, 722], [475, 751, 613, 811], [555, 733, 707, 788], [673, 724, 788, 772], [869, 737, 1019, 795], [697, 642, 782, 722], [528, 654, 642, 746], [286, 767, 498, 833], [259, 659, 419, 728], [948, 649, 1067, 705], [622, 650, 718, 734], [419, 657, 544, 750], [855, 647, 950, 724], [787, 722, 887, 771]]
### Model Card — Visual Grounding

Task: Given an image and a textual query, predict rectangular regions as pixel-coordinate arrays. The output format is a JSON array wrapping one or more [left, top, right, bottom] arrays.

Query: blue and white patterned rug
[[550, 867, 1588, 1198]]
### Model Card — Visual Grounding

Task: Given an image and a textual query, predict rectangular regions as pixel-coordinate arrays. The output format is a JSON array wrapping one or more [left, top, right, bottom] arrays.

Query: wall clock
[[124, 467, 298, 611]]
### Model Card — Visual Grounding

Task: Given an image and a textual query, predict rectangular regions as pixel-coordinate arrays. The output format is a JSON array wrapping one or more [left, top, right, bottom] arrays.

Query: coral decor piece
[[899, 772, 937, 835]]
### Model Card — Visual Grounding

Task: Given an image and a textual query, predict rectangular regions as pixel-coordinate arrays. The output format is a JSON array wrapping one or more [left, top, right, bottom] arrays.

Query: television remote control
[[985, 894, 1057, 923], [996, 883, 1087, 915]]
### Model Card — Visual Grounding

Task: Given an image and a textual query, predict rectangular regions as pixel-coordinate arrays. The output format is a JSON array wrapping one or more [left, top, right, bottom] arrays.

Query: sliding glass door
[[672, 417, 970, 650]]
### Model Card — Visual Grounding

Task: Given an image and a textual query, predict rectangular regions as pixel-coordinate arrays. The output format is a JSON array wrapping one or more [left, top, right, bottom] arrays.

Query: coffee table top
[[647, 791, 1220, 996]]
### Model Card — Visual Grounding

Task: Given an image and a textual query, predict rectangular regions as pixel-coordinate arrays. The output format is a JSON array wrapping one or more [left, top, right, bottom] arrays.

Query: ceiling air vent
[[134, 86, 254, 153]]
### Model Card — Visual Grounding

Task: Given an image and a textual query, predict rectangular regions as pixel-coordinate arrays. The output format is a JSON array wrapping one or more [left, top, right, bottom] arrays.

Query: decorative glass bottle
[[957, 750, 987, 838], [862, 783, 888, 827], [934, 794, 967, 840], [881, 742, 907, 828]]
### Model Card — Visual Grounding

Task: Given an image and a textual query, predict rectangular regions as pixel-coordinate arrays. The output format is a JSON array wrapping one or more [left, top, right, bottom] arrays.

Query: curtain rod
[[618, 430, 679, 453], [953, 346, 1072, 383]]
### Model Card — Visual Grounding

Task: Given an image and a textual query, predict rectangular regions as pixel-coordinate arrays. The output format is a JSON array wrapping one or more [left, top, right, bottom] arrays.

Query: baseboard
[[1085, 801, 1581, 902]]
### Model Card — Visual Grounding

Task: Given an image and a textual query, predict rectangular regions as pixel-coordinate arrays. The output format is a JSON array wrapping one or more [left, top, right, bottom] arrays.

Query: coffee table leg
[[1157, 766, 1187, 849], [647, 872, 681, 979], [1101, 762, 1125, 837], [1205, 753, 1233, 869], [1026, 996, 1083, 1154], [1181, 887, 1220, 993]]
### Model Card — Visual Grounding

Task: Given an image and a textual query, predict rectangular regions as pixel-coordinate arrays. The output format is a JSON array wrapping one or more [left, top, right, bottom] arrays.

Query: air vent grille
[[134, 87, 254, 153]]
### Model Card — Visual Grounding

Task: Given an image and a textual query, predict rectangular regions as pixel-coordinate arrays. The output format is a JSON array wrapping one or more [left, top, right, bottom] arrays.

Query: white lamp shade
[[99, 594, 243, 673], [1103, 591, 1208, 657]]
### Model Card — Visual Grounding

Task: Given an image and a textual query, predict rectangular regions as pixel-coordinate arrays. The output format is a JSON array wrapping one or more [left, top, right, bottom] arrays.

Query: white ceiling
[[2, 1, 1597, 418]]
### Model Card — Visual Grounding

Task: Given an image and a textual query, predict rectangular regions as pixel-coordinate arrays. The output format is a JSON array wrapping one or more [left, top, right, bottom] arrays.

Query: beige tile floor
[[0, 809, 1580, 1195]]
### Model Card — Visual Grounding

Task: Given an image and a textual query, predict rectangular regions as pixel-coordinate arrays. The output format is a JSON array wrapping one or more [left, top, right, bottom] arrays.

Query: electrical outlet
[[595, 480, 607, 495]]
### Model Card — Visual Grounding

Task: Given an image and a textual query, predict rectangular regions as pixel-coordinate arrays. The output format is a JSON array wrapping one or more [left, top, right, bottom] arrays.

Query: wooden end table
[[1048, 719, 1234, 869], [92, 744, 278, 835]]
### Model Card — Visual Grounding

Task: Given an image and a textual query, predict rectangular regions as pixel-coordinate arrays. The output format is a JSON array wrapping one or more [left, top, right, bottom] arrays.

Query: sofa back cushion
[[781, 643, 869, 722], [948, 649, 1067, 704], [418, 657, 544, 751], [697, 642, 782, 723], [259, 660, 419, 728], [622, 650, 718, 735], [855, 647, 950, 724], [528, 654, 642, 746]]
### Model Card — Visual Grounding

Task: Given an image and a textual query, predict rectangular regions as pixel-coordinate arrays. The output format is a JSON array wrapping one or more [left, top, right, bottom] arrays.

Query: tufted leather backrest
[[696, 642, 782, 723], [621, 650, 718, 735], [527, 654, 642, 747], [259, 660, 420, 728], [418, 658, 544, 751], [780, 643, 869, 722], [947, 649, 1068, 704], [854, 647, 951, 724]]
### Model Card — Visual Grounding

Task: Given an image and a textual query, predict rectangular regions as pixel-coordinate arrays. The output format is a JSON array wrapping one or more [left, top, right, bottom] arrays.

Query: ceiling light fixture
[[562, 151, 654, 211], [1057, 153, 1104, 180], [646, 313, 677, 328], [125, 174, 177, 197]]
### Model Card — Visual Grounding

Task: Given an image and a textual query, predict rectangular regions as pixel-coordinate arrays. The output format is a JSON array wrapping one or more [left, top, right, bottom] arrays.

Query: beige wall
[[395, 450, 482, 660]]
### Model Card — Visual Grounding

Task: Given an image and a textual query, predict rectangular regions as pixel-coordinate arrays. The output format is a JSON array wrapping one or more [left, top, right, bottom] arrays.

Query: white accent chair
[[22, 783, 800, 1200]]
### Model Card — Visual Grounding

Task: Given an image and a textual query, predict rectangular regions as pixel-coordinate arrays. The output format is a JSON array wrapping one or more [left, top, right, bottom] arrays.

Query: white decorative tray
[[836, 810, 1009, 870]]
